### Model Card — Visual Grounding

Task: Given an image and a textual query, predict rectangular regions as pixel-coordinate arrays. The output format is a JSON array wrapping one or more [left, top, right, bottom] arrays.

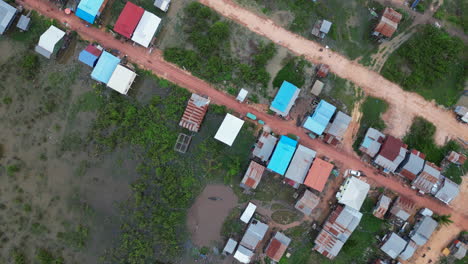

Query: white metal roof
[[154, 0, 171, 12], [237, 88, 248, 102], [234, 245, 254, 263], [337, 177, 370, 211], [131, 11, 161, 48], [240, 202, 256, 223], [214, 114, 244, 146], [107, 65, 137, 95], [37, 25, 65, 53], [223, 238, 238, 254], [0, 0, 17, 35]]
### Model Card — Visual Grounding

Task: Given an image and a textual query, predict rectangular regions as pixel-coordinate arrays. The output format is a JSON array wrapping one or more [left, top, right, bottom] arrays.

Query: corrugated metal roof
[[223, 238, 238, 254], [374, 135, 407, 172], [113, 2, 144, 38], [0, 0, 16, 35], [240, 220, 268, 250], [326, 111, 351, 140], [79, 47, 99, 67], [389, 196, 416, 221], [16, 15, 30, 31], [131, 11, 161, 48], [154, 0, 171, 12], [383, 7, 403, 23], [233, 245, 254, 263], [398, 150, 425, 180], [179, 94, 210, 132], [435, 177, 459, 204], [399, 240, 418, 260], [266, 232, 291, 261], [412, 163, 441, 194], [241, 161, 265, 189], [295, 190, 320, 215], [252, 131, 278, 162], [267, 136, 297, 175], [373, 194, 391, 219], [91, 51, 120, 84], [304, 100, 336, 135], [360, 128, 385, 157], [284, 145, 316, 187], [270, 81, 300, 116], [380, 233, 407, 259], [240, 202, 257, 224], [375, 16, 398, 38], [411, 216, 437, 246], [320, 20, 332, 33], [76, 0, 104, 24], [304, 158, 334, 192]]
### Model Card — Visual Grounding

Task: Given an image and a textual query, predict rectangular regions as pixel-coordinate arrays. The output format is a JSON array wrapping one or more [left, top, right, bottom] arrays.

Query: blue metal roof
[[78, 49, 98, 67], [303, 100, 336, 135], [91, 51, 120, 84], [267, 135, 298, 175], [271, 81, 299, 113], [76, 0, 104, 24]]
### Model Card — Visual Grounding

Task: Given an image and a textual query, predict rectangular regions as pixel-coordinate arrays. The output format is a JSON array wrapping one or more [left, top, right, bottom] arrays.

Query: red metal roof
[[377, 135, 405, 161], [383, 7, 402, 23], [375, 19, 397, 38], [317, 64, 330, 78], [113, 2, 144, 38], [266, 238, 288, 261], [304, 158, 334, 192], [85, 44, 103, 57], [179, 94, 210, 132]]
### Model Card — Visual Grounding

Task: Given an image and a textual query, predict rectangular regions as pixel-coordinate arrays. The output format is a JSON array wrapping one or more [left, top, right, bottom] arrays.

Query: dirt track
[[18, 0, 468, 230], [199, 0, 468, 145]]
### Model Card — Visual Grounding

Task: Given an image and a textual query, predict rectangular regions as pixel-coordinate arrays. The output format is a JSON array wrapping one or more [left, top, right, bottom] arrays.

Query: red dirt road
[[199, 0, 468, 144], [18, 0, 468, 230]]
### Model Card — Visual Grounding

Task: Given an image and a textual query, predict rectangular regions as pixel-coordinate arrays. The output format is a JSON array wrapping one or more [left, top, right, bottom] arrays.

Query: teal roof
[[267, 136, 298, 175], [270, 81, 300, 115], [303, 100, 336, 135], [76, 0, 104, 24], [91, 51, 120, 84]]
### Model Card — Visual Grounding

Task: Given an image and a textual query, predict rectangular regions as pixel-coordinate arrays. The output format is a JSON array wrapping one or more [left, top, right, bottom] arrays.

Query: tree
[[433, 214, 453, 226]]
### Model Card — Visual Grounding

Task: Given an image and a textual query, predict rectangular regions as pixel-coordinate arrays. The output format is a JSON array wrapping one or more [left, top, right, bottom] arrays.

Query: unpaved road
[[199, 0, 468, 145], [19, 0, 468, 230]]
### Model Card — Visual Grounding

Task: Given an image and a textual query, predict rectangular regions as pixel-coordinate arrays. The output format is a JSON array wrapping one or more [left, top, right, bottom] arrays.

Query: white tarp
[[240, 202, 256, 223], [214, 114, 244, 146], [236, 88, 248, 102], [107, 65, 137, 95], [131, 11, 161, 48], [37, 25, 65, 54]]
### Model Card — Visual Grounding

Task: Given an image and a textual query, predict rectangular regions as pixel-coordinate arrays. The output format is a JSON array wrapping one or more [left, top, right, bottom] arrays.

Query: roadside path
[[199, 0, 468, 145], [18, 0, 468, 230]]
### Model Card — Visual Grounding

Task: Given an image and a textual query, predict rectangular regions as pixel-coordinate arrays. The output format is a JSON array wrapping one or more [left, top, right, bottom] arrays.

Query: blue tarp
[[267, 136, 298, 175], [91, 51, 120, 84], [76, 0, 104, 24], [303, 100, 336, 135], [78, 49, 98, 67], [271, 81, 299, 113]]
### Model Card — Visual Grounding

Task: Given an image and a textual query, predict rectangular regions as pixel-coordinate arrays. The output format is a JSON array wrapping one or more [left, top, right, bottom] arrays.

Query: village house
[[443, 240, 467, 260], [314, 205, 362, 259], [410, 216, 438, 246], [233, 245, 254, 264], [373, 7, 402, 39], [267, 136, 298, 176], [303, 100, 336, 136], [411, 162, 442, 194], [91, 51, 120, 84], [295, 190, 320, 216], [399, 240, 418, 261], [131, 11, 161, 48], [107, 65, 137, 95], [236, 88, 249, 103], [269, 81, 301, 117], [265, 232, 291, 262], [240, 219, 269, 250], [0, 0, 17, 35], [154, 0, 171, 12], [240, 161, 265, 190], [252, 130, 278, 162], [75, 0, 106, 24], [214, 113, 244, 146], [316, 64, 330, 78], [284, 145, 316, 188], [397, 149, 425, 181], [16, 15, 31, 31], [179, 93, 210, 132], [359, 128, 385, 158], [35, 25, 66, 59], [435, 177, 460, 204], [78, 44, 103, 67], [336, 176, 370, 211], [310, 80, 324, 97], [389, 196, 416, 221], [311, 20, 332, 39], [445, 151, 467, 166], [240, 202, 257, 224], [113, 2, 144, 39], [454, 105, 468, 123], [324, 111, 352, 145], [380, 232, 407, 259], [303, 158, 334, 192], [222, 238, 238, 255], [374, 135, 408, 173], [373, 194, 392, 219]]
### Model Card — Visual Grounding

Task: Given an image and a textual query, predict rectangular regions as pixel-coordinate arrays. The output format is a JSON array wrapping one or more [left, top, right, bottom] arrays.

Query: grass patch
[[353, 97, 388, 153], [434, 0, 468, 33], [272, 57, 306, 88], [271, 210, 301, 225], [381, 25, 466, 106], [444, 162, 467, 185], [403, 117, 462, 166], [279, 224, 316, 264], [8, 12, 56, 47], [322, 74, 363, 113]]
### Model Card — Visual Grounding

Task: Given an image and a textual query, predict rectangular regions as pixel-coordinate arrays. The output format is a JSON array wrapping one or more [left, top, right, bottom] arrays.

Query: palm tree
[[433, 214, 454, 226]]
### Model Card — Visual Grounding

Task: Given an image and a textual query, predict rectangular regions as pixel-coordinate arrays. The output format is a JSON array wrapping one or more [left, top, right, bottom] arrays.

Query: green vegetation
[[322, 74, 363, 113], [7, 164, 21, 176], [403, 117, 461, 165], [382, 25, 466, 106], [221, 207, 245, 238], [353, 97, 388, 153], [272, 57, 306, 88], [444, 162, 467, 185], [164, 2, 276, 96], [271, 210, 301, 224], [9, 12, 56, 46], [434, 0, 468, 33], [35, 249, 64, 264], [20, 53, 40, 80], [279, 224, 315, 264], [57, 224, 90, 249], [433, 214, 454, 226], [12, 249, 26, 264], [414, 0, 433, 13]]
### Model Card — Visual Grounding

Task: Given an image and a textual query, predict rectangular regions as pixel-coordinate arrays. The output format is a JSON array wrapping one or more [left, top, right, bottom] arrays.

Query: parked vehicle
[[349, 170, 362, 177]]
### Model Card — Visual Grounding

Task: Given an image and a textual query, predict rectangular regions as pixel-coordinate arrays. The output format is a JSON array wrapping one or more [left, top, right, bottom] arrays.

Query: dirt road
[[199, 0, 468, 145], [18, 0, 468, 230]]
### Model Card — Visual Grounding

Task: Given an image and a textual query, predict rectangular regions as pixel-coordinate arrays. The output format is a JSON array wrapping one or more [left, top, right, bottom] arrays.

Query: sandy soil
[[20, 0, 468, 230], [187, 185, 238, 247], [199, 0, 468, 146]]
